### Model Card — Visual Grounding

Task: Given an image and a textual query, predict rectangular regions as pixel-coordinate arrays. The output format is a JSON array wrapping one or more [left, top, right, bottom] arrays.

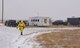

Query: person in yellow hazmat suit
[[17, 20, 26, 35]]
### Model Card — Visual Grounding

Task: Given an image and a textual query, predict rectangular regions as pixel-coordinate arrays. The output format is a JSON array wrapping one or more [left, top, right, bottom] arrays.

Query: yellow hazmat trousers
[[18, 21, 26, 33]]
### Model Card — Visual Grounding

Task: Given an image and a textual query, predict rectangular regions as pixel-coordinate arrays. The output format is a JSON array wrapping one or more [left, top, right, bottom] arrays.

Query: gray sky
[[0, 0, 80, 20]]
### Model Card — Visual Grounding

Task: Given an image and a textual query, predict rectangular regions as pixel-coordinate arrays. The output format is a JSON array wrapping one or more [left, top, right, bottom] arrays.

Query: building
[[67, 17, 80, 26], [29, 17, 52, 26]]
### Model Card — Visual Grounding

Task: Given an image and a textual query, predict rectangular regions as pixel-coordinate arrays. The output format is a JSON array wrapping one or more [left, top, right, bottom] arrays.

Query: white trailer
[[29, 17, 51, 26]]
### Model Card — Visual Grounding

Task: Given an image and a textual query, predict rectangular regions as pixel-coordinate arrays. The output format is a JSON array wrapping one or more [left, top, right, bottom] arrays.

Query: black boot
[[21, 32, 23, 35]]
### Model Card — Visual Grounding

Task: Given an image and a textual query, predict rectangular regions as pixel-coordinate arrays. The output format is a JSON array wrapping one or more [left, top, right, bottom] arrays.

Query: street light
[[2, 0, 4, 23]]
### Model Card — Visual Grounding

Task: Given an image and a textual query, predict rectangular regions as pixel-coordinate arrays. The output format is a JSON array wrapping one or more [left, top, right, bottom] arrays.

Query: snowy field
[[0, 24, 80, 48]]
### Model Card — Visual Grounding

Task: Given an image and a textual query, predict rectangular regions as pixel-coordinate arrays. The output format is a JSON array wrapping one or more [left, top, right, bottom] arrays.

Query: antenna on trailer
[[34, 9, 39, 16]]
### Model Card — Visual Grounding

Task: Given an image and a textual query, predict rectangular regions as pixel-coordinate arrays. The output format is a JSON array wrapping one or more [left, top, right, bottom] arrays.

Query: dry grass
[[36, 30, 80, 48], [28, 25, 80, 28], [48, 25, 80, 28]]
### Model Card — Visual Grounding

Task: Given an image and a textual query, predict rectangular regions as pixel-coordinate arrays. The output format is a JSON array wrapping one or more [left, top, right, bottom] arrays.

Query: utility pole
[[2, 0, 4, 23]]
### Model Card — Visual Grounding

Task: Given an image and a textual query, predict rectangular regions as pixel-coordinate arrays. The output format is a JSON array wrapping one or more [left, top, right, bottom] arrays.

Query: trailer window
[[38, 19, 39, 22], [31, 19, 39, 22], [44, 19, 47, 23]]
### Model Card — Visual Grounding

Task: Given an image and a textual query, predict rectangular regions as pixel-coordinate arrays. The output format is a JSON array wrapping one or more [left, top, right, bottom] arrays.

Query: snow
[[12, 33, 43, 48], [0, 25, 80, 48], [0, 23, 4, 26], [0, 26, 19, 48]]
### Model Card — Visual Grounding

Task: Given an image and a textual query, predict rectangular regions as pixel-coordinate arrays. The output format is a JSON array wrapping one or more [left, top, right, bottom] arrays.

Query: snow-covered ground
[[0, 25, 80, 48]]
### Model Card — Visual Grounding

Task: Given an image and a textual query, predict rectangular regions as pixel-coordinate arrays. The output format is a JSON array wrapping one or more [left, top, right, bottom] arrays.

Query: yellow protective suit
[[18, 21, 26, 32]]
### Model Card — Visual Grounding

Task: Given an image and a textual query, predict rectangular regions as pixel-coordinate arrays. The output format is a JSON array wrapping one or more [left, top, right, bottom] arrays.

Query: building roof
[[29, 16, 50, 18]]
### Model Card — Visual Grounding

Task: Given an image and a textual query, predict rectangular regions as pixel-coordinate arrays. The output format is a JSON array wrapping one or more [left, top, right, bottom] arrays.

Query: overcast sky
[[0, 0, 80, 20]]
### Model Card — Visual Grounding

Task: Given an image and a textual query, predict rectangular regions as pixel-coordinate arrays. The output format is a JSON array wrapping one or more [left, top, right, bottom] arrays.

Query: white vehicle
[[29, 17, 52, 26]]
